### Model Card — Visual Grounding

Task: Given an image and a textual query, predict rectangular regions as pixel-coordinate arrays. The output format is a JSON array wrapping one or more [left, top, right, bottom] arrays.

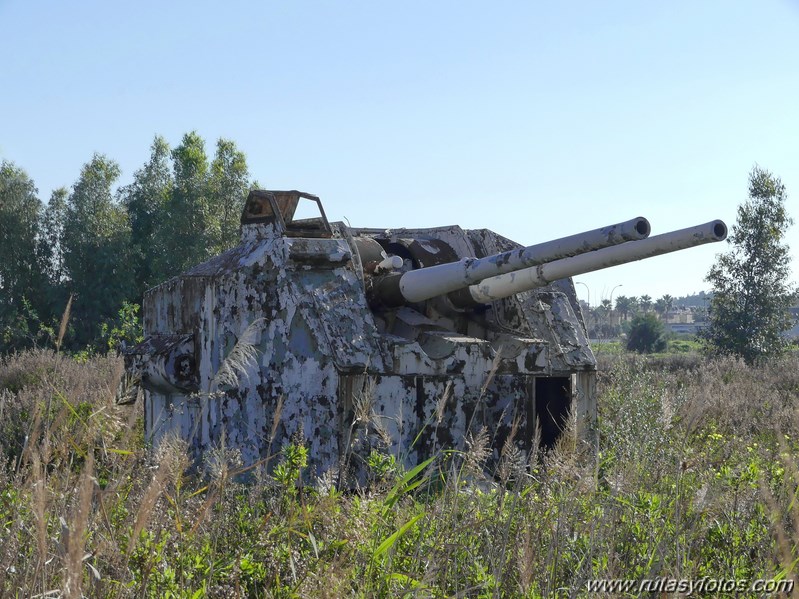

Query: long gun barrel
[[457, 220, 727, 306], [369, 216, 650, 307]]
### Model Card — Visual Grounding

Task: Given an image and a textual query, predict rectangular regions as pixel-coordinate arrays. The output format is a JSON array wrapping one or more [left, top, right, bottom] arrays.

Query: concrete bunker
[[121, 190, 726, 481]]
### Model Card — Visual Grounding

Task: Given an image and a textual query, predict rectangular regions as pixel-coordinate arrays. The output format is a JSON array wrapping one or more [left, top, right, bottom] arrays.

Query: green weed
[[0, 350, 797, 596]]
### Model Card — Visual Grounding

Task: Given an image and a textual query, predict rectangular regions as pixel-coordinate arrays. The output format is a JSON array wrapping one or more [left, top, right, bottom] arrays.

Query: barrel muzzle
[[461, 219, 727, 306]]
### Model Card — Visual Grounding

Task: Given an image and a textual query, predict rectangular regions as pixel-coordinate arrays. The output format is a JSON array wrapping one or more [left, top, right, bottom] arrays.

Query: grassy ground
[[1, 349, 798, 597], [591, 336, 704, 356]]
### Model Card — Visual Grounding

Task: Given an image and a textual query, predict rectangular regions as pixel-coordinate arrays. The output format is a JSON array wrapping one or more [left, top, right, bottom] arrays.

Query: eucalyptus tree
[[0, 162, 42, 308], [62, 154, 134, 347], [703, 166, 796, 363], [157, 131, 213, 278], [119, 136, 173, 297], [0, 161, 46, 349], [38, 188, 69, 287], [209, 138, 250, 254]]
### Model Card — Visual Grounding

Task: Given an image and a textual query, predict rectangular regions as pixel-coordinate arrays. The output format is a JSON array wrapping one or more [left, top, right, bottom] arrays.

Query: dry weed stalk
[[126, 436, 185, 559], [0, 389, 7, 428], [197, 433, 243, 526], [64, 452, 94, 599], [31, 451, 49, 582], [497, 416, 525, 485], [269, 394, 285, 453], [464, 427, 490, 479], [18, 402, 43, 473], [518, 526, 535, 594], [55, 293, 73, 354], [757, 473, 794, 584], [210, 317, 264, 391], [351, 375, 374, 426], [479, 348, 502, 399], [435, 381, 452, 425]]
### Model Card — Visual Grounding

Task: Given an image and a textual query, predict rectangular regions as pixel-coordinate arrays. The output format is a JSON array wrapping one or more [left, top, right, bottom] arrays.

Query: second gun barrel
[[463, 220, 727, 305]]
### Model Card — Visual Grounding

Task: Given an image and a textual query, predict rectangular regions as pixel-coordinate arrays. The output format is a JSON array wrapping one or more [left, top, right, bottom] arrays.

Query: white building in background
[[784, 306, 799, 339]]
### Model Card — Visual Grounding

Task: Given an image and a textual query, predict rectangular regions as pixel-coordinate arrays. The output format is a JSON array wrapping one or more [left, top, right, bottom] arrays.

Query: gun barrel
[[370, 216, 650, 307], [463, 220, 727, 305]]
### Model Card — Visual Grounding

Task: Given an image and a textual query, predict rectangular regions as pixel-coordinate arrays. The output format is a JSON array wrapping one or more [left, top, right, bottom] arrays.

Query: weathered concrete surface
[[122, 190, 724, 483]]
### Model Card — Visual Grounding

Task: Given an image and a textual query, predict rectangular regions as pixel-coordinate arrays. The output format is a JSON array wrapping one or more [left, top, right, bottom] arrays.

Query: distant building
[[784, 306, 799, 339], [666, 322, 708, 335], [664, 308, 695, 325]]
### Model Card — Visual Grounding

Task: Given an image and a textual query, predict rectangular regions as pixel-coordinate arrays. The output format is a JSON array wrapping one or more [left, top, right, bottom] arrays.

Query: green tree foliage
[[0, 132, 254, 353], [120, 136, 173, 299], [655, 294, 674, 320], [153, 132, 253, 281], [63, 154, 135, 348], [661, 294, 674, 312], [703, 166, 796, 364], [209, 138, 250, 254], [35, 188, 72, 330], [0, 162, 48, 350], [37, 188, 69, 286], [626, 313, 667, 353], [654, 297, 667, 318], [0, 162, 43, 305], [628, 296, 639, 316], [615, 295, 633, 321], [159, 131, 213, 278], [100, 301, 144, 351]]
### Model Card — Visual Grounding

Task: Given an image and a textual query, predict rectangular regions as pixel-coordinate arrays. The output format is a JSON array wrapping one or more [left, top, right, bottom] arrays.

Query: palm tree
[[661, 294, 674, 315], [640, 294, 652, 313], [628, 296, 640, 316], [615, 295, 633, 321], [654, 297, 668, 319]]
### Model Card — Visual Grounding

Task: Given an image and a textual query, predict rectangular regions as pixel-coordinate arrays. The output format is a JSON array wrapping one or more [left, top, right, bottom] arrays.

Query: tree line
[[613, 294, 676, 321], [1, 152, 794, 365], [0, 132, 253, 352], [581, 294, 679, 340]]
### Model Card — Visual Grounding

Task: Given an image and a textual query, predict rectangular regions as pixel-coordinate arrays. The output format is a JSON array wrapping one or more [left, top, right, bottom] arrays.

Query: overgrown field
[[1, 350, 798, 597]]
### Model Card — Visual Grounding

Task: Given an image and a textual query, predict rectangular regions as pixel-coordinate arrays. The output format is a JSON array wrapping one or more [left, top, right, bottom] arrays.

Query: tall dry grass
[[0, 348, 797, 596]]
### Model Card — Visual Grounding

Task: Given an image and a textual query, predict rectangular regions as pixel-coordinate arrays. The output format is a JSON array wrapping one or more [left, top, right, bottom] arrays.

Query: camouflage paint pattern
[[123, 191, 609, 482]]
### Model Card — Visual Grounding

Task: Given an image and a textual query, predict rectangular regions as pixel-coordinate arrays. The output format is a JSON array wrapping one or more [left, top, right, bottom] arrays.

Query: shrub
[[626, 313, 667, 353]]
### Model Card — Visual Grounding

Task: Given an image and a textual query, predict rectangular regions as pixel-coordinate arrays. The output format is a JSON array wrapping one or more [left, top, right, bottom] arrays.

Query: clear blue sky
[[2, 0, 797, 303]]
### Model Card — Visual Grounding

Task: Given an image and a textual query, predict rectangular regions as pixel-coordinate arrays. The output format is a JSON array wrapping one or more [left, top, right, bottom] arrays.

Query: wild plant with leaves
[[1, 349, 798, 596], [703, 165, 796, 364]]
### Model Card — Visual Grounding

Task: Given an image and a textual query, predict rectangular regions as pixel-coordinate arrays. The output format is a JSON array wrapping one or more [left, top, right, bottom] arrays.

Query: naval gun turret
[[122, 190, 726, 479]]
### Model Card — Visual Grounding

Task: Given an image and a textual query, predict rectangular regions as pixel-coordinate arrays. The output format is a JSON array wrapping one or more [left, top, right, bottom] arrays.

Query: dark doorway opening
[[535, 377, 571, 450]]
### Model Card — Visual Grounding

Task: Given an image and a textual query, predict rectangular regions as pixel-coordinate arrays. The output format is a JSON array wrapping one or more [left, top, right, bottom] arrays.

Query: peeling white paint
[[123, 190, 617, 482]]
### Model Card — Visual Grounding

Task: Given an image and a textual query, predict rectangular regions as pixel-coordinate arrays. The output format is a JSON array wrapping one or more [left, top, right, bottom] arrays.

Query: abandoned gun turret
[[122, 189, 727, 480]]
